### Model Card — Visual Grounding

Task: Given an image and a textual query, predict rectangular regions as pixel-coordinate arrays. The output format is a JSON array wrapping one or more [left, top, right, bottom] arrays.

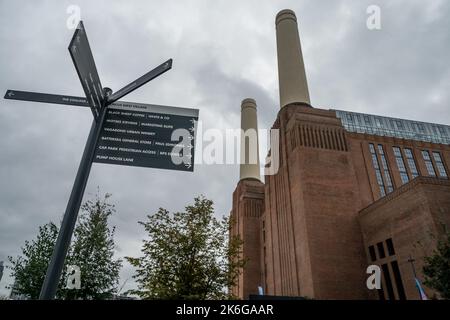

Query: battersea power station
[[230, 9, 450, 300]]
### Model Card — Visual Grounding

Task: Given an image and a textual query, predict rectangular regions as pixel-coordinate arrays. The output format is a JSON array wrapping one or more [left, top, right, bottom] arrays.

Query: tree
[[62, 192, 122, 300], [422, 229, 450, 299], [126, 196, 245, 299], [8, 222, 65, 299], [8, 191, 122, 300]]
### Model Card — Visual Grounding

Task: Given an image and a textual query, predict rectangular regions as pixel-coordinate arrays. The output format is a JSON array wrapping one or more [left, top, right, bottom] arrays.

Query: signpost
[[4, 21, 198, 299]]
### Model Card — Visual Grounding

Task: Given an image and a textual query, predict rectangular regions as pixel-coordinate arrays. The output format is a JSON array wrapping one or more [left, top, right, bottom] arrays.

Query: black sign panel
[[94, 102, 199, 172], [69, 21, 104, 119], [4, 90, 89, 107]]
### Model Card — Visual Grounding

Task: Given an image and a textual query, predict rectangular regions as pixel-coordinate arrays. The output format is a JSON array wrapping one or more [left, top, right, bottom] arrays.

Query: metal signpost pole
[[39, 104, 107, 299]]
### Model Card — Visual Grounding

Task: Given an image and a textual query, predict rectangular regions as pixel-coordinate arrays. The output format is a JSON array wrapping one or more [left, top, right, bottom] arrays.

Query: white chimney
[[240, 98, 260, 181], [276, 9, 311, 108]]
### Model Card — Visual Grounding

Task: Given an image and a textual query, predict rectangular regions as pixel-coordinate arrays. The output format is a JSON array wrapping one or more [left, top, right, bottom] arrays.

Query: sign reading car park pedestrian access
[[4, 20, 199, 300]]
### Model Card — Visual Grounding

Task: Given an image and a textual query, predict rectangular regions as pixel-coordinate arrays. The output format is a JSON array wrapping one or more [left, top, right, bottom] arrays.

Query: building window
[[417, 123, 425, 132], [395, 120, 404, 130], [390, 261, 406, 300], [375, 118, 382, 128], [393, 147, 409, 184], [381, 264, 396, 300], [346, 113, 353, 122], [377, 242, 386, 259], [377, 145, 394, 193], [404, 149, 419, 178], [386, 238, 395, 256], [432, 152, 448, 178], [438, 126, 447, 137], [422, 151, 436, 177], [369, 143, 386, 197], [368, 245, 377, 262]]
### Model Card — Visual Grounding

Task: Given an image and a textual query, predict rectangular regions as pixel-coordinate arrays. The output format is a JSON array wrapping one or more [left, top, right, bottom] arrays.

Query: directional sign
[[107, 59, 173, 105], [4, 90, 89, 107], [69, 21, 104, 119], [94, 102, 199, 171]]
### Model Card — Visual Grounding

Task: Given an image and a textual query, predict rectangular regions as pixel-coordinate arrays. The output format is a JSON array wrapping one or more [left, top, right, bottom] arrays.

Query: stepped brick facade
[[230, 104, 450, 299]]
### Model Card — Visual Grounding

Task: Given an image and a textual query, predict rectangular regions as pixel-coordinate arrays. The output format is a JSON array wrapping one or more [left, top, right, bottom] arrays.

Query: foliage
[[423, 229, 450, 299], [126, 196, 245, 299], [8, 191, 122, 300], [8, 222, 64, 299], [61, 192, 122, 299]]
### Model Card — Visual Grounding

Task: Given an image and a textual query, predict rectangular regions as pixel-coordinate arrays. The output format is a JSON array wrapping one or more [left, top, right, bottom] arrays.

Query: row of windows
[[369, 144, 448, 197], [368, 239, 406, 300], [335, 110, 450, 145], [368, 238, 395, 261], [422, 151, 448, 178], [344, 112, 449, 137]]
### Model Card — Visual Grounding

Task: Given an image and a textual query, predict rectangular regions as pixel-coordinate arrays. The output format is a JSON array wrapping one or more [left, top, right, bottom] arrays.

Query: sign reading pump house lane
[[95, 102, 198, 171]]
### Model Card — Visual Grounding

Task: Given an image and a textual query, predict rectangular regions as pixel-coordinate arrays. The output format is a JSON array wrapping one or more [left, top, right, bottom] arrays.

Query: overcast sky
[[1, 0, 449, 297]]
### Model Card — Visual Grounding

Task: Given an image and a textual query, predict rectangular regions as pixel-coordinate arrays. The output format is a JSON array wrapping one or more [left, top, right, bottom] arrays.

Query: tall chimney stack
[[276, 9, 311, 108], [240, 98, 260, 181]]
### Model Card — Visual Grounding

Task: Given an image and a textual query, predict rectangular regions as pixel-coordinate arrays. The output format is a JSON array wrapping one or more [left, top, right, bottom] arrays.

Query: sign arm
[[4, 90, 89, 107], [69, 21, 105, 120], [107, 59, 172, 105]]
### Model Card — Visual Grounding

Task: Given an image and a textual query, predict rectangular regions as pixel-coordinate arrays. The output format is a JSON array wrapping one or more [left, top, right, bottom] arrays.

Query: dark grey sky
[[1, 0, 449, 296]]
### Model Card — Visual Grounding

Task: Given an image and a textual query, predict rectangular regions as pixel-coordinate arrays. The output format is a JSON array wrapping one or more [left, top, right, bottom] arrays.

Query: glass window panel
[[347, 114, 353, 122], [426, 162, 436, 176], [400, 172, 409, 184], [370, 143, 387, 197], [422, 150, 436, 176], [404, 148, 419, 178], [396, 120, 404, 130], [375, 118, 382, 128], [433, 152, 448, 178], [393, 147, 409, 184]]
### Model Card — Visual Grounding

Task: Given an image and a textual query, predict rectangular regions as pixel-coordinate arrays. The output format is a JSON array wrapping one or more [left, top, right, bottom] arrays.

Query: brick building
[[230, 9, 450, 300]]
